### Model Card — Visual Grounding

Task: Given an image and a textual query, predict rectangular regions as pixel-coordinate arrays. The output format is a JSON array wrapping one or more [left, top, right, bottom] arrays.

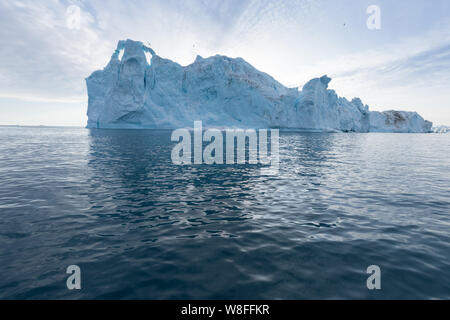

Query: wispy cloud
[[0, 0, 113, 103], [321, 24, 450, 123]]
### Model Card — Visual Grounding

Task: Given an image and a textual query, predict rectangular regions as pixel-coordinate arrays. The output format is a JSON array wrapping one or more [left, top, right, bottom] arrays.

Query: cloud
[[0, 0, 449, 125], [0, 0, 321, 103], [0, 0, 114, 102]]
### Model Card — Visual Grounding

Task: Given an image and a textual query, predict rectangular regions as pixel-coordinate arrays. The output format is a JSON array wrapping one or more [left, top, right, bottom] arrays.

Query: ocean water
[[0, 126, 449, 300]]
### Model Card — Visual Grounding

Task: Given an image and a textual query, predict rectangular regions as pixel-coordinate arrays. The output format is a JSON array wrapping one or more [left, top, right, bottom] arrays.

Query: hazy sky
[[1, 0, 449, 126]]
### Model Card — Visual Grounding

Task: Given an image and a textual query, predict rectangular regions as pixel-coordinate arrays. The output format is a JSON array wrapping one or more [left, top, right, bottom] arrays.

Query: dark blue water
[[0, 126, 449, 299]]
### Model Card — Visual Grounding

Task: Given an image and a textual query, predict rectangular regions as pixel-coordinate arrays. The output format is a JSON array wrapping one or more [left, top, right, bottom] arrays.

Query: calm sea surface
[[0, 126, 449, 299]]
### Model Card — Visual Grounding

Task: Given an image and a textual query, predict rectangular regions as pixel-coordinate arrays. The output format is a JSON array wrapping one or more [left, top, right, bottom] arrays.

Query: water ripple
[[0, 127, 449, 299]]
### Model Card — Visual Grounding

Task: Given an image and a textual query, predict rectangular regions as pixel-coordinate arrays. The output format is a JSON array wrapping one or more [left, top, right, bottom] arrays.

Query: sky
[[0, 0, 449, 126]]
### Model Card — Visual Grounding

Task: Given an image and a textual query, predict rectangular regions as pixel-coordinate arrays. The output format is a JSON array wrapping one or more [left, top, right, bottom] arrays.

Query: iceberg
[[370, 111, 433, 133], [86, 39, 432, 133], [431, 125, 450, 133]]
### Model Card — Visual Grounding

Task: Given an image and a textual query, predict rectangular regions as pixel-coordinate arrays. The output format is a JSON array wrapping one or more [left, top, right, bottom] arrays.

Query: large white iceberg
[[86, 39, 432, 133]]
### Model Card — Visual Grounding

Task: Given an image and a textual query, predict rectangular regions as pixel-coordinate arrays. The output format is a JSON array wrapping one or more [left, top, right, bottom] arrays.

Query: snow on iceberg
[[86, 39, 432, 133]]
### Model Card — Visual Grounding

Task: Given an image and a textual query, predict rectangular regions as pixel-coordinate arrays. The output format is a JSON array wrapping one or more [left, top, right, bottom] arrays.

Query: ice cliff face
[[293, 76, 370, 132], [86, 39, 432, 133], [370, 111, 433, 133]]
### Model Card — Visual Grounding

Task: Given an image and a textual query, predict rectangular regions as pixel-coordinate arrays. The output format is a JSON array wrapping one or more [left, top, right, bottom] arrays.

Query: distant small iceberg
[[86, 39, 432, 133], [432, 125, 450, 133]]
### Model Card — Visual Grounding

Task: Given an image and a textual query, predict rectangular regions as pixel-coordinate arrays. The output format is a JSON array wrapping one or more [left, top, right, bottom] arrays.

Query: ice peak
[[320, 75, 332, 87], [110, 39, 155, 65]]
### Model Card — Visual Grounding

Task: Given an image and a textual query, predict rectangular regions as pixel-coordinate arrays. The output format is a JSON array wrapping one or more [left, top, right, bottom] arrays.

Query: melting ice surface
[[86, 39, 432, 133]]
